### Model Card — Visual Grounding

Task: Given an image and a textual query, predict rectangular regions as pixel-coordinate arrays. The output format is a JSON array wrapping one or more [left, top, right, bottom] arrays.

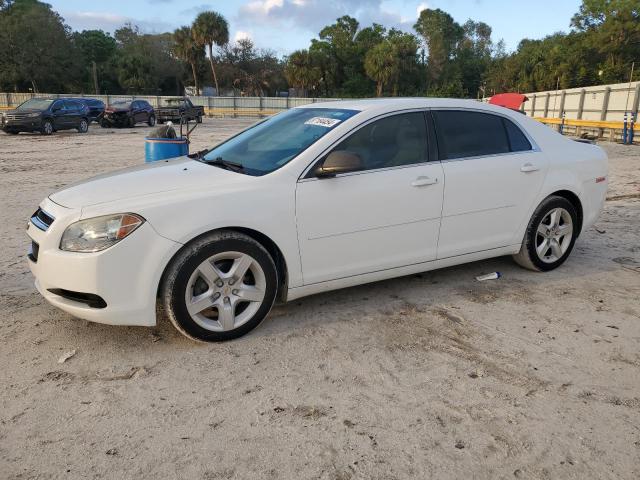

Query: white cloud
[[237, 0, 415, 35], [416, 2, 428, 16], [234, 30, 253, 42], [63, 11, 173, 34]]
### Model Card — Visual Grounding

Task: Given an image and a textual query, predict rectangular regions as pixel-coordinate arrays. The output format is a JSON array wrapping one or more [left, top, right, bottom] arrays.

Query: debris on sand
[[57, 349, 76, 364], [476, 272, 501, 281]]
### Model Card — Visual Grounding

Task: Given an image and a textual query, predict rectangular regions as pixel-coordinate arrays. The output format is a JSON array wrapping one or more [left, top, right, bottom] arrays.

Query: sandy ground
[[1, 120, 639, 480]]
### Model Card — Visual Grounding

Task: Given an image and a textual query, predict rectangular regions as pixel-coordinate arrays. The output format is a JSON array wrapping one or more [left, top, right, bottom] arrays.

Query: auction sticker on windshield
[[304, 117, 342, 128]]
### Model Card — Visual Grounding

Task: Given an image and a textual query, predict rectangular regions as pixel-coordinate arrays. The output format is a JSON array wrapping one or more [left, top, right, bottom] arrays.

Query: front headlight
[[60, 213, 144, 253], [27, 112, 40, 117]]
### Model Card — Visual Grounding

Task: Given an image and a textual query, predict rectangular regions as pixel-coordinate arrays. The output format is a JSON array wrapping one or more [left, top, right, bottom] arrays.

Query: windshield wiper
[[205, 157, 245, 173]]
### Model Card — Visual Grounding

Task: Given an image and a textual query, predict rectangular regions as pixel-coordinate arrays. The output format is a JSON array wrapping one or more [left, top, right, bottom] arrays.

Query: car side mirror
[[315, 151, 363, 178]]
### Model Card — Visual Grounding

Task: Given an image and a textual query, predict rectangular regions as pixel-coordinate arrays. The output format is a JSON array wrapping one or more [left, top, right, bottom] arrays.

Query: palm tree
[[284, 49, 321, 96], [364, 41, 396, 96], [172, 26, 200, 95], [192, 11, 229, 95]]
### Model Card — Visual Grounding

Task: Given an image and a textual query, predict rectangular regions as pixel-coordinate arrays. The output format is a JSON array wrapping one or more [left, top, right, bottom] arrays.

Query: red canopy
[[489, 93, 528, 111]]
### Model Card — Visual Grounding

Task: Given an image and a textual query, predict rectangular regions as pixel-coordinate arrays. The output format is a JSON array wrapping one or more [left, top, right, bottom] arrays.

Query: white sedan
[[27, 99, 608, 341]]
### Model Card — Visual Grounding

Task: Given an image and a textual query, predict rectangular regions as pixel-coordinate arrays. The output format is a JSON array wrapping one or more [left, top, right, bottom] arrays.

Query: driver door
[[296, 111, 444, 285]]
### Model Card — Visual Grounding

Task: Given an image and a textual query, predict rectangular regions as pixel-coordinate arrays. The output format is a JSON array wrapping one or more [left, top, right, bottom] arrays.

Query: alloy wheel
[[184, 251, 266, 332], [535, 207, 573, 263]]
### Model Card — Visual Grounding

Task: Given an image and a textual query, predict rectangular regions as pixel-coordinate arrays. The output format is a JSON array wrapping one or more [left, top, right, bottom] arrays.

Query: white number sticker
[[304, 117, 341, 128]]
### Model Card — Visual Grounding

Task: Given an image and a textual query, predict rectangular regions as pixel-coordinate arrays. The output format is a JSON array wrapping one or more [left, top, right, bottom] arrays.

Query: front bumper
[[3, 118, 42, 131], [27, 198, 181, 326]]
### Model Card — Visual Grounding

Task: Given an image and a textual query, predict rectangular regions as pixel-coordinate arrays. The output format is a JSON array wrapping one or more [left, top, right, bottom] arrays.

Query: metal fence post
[[233, 96, 237, 118], [259, 96, 263, 117], [286, 96, 290, 110], [207, 96, 212, 118]]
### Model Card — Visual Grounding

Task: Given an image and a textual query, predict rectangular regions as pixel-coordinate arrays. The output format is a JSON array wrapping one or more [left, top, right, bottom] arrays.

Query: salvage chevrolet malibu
[[27, 99, 608, 341]]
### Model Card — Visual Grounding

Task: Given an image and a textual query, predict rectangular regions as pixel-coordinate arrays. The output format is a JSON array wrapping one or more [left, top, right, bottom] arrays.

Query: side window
[[504, 118, 532, 152], [433, 110, 510, 160], [132, 101, 140, 109], [53, 100, 65, 111], [330, 112, 428, 171]]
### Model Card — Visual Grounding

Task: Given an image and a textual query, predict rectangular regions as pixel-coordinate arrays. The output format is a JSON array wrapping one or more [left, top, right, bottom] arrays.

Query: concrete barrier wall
[[0, 93, 340, 116], [523, 81, 640, 122]]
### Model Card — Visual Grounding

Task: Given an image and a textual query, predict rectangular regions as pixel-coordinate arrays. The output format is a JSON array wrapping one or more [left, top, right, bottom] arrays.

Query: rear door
[[296, 111, 445, 285], [51, 100, 67, 129], [433, 109, 548, 258]]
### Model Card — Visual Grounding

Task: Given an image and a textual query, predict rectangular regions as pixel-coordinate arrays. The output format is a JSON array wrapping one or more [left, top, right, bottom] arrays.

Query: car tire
[[77, 118, 89, 133], [513, 195, 579, 272], [196, 115, 203, 124], [148, 114, 156, 127], [5, 129, 19, 135], [128, 116, 135, 128], [100, 119, 108, 128], [41, 120, 54, 136], [161, 230, 278, 342]]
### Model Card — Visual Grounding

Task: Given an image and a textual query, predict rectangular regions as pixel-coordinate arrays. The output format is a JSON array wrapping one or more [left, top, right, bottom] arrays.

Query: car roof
[[296, 97, 517, 116]]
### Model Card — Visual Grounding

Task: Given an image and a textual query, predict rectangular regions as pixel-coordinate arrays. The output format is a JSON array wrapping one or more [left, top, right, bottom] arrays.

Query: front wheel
[[196, 115, 203, 124], [41, 120, 54, 135], [161, 231, 278, 342], [513, 195, 578, 271]]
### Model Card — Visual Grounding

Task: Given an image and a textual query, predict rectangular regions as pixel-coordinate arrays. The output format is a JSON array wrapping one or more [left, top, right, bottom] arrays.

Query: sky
[[47, 0, 584, 56]]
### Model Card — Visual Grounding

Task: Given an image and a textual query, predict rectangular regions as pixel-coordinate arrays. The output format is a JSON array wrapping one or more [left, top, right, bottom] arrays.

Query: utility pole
[[624, 61, 635, 113], [92, 61, 100, 95]]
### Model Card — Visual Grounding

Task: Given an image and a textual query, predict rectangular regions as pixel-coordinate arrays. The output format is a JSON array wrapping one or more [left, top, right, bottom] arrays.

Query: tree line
[[0, 0, 637, 98]]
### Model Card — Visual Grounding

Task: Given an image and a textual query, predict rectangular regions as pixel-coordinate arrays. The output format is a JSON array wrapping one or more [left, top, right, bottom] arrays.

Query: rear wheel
[[513, 195, 578, 271], [5, 129, 19, 135], [161, 231, 278, 342], [196, 115, 203, 124], [77, 118, 89, 133], [148, 114, 156, 127], [128, 116, 135, 128], [41, 120, 54, 135]]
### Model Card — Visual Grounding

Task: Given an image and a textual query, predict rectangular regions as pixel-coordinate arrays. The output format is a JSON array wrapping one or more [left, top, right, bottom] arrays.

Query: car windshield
[[202, 107, 359, 175], [16, 99, 54, 111], [112, 101, 132, 108]]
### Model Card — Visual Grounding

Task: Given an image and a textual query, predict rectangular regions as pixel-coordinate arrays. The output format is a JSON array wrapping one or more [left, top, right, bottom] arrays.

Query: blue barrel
[[144, 137, 189, 162]]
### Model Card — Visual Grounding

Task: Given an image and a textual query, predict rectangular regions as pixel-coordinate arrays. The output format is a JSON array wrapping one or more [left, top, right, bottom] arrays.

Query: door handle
[[411, 176, 438, 187], [520, 163, 540, 173]]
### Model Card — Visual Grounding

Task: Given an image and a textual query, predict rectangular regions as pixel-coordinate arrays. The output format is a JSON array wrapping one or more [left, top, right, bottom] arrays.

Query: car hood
[[49, 157, 245, 209]]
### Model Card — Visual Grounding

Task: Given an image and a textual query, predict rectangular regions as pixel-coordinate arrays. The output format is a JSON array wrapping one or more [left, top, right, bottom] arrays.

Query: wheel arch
[[157, 226, 289, 302]]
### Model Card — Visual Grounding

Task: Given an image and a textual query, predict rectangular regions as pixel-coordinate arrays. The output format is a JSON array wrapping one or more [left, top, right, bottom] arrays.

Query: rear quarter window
[[504, 118, 532, 152]]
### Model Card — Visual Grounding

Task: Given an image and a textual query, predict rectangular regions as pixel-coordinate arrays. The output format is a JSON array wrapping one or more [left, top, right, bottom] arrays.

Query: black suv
[[70, 98, 105, 123], [101, 100, 156, 128], [2, 98, 90, 135]]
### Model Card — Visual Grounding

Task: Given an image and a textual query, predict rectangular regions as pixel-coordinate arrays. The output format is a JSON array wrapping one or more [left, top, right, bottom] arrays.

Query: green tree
[[571, 0, 640, 82], [172, 26, 201, 95], [0, 0, 81, 92], [414, 8, 464, 87], [192, 11, 229, 95]]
